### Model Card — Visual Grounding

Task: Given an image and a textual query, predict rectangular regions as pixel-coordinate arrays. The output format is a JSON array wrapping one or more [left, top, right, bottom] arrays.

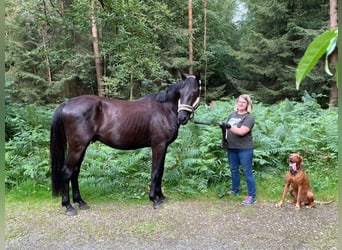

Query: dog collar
[[290, 167, 302, 175], [290, 168, 299, 175]]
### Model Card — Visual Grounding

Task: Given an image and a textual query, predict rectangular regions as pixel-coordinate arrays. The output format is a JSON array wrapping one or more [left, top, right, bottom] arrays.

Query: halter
[[177, 77, 201, 114]]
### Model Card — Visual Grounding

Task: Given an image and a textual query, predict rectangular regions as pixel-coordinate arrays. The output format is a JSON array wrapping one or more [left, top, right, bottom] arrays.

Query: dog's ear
[[299, 155, 303, 166]]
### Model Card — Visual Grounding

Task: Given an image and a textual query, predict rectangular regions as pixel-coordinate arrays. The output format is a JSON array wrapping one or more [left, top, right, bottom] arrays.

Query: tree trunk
[[188, 0, 193, 74], [202, 0, 207, 102], [42, 29, 52, 85], [91, 0, 103, 97], [59, 1, 64, 16], [41, 1, 52, 84], [328, 0, 338, 108]]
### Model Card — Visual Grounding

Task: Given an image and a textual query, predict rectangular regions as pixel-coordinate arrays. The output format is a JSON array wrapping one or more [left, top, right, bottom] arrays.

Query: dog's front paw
[[275, 202, 283, 208], [295, 204, 301, 210]]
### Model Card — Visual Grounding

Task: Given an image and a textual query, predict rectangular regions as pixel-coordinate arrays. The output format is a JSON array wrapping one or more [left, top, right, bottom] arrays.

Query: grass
[[5, 168, 338, 207]]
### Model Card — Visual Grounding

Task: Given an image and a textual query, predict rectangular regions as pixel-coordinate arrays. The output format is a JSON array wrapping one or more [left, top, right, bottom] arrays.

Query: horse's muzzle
[[178, 111, 191, 125]]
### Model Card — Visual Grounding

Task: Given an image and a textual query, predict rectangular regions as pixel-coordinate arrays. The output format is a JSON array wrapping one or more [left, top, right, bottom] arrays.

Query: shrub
[[5, 94, 338, 201], [5, 104, 52, 189]]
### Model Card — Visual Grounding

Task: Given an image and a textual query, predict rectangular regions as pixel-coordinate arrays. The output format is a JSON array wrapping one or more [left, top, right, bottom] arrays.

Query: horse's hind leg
[[71, 150, 90, 210], [61, 164, 77, 216], [62, 146, 88, 216]]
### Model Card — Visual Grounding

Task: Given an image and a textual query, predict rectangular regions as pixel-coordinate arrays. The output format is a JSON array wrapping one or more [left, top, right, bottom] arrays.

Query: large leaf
[[296, 28, 338, 89], [335, 60, 338, 84], [324, 35, 338, 76]]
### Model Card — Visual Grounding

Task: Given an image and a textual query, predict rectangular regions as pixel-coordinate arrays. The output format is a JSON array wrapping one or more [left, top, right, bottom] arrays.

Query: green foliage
[[296, 28, 338, 89], [5, 0, 333, 106], [163, 122, 227, 195], [79, 145, 152, 200], [5, 104, 53, 189], [5, 0, 96, 103], [100, 0, 173, 99], [253, 92, 338, 170], [5, 95, 337, 202], [231, 0, 331, 104]]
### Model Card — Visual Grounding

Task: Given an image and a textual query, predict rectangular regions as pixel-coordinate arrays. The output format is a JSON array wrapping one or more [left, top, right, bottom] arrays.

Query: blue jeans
[[227, 148, 256, 198]]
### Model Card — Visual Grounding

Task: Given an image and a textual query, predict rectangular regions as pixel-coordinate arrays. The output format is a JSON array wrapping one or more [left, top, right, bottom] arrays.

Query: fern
[[5, 94, 338, 200]]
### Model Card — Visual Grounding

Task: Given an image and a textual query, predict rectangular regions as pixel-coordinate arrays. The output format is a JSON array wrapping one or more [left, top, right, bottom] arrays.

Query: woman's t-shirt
[[225, 111, 254, 149]]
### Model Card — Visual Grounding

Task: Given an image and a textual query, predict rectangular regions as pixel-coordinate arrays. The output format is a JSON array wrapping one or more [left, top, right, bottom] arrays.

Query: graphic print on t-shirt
[[228, 117, 242, 127], [226, 116, 248, 140]]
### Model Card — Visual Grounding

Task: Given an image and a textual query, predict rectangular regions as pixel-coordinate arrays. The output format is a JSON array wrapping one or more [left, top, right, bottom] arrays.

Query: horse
[[50, 72, 201, 215]]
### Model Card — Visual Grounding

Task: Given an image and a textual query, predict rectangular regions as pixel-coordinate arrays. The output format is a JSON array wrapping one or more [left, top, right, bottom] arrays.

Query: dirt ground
[[5, 198, 338, 249]]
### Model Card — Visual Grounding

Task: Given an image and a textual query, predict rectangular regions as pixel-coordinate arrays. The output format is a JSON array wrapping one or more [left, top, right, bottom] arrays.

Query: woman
[[220, 94, 256, 205]]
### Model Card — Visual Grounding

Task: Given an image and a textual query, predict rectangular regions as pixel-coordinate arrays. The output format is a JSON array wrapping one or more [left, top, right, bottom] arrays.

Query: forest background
[[5, 0, 338, 202]]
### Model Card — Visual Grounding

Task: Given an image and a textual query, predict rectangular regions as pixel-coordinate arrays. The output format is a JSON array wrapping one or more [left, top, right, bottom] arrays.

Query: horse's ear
[[180, 72, 187, 80]]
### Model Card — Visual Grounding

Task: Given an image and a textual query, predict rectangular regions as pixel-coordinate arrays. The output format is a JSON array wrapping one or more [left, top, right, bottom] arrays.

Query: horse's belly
[[97, 131, 151, 150]]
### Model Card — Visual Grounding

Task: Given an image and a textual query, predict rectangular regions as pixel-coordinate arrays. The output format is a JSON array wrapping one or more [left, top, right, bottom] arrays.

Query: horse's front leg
[[150, 146, 167, 209], [154, 164, 166, 203]]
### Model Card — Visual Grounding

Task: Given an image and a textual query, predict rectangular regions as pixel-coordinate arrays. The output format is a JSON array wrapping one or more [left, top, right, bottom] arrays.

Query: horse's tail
[[50, 104, 67, 196]]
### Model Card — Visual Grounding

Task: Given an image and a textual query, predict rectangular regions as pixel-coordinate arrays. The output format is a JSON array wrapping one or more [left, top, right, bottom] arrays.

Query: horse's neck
[[164, 100, 179, 114], [165, 92, 180, 113]]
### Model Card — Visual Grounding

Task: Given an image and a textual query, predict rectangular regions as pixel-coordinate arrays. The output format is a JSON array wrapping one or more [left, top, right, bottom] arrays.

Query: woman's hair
[[235, 94, 253, 113]]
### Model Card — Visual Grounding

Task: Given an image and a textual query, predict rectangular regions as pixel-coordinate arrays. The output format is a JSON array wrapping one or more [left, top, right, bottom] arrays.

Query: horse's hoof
[[65, 207, 77, 216], [79, 202, 90, 210], [153, 197, 166, 209], [153, 202, 163, 209]]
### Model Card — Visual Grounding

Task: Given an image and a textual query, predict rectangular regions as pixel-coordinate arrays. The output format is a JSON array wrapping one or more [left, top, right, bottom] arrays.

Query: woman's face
[[237, 97, 248, 112]]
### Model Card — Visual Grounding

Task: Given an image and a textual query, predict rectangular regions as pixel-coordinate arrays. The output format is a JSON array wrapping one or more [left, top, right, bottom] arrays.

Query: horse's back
[[58, 94, 156, 126], [62, 94, 154, 110], [62, 95, 102, 113]]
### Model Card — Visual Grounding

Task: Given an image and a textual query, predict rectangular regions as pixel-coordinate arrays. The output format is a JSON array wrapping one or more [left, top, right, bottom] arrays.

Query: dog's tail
[[314, 200, 334, 205]]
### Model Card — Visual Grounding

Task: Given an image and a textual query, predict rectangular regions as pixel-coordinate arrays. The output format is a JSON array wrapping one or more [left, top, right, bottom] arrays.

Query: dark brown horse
[[50, 72, 201, 215]]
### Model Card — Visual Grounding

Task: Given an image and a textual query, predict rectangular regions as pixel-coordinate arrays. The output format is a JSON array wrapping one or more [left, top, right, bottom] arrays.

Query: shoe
[[227, 190, 238, 196], [241, 196, 256, 205]]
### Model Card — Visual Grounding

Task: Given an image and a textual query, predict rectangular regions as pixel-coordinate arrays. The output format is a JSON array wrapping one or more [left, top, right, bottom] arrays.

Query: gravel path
[[5, 198, 338, 249]]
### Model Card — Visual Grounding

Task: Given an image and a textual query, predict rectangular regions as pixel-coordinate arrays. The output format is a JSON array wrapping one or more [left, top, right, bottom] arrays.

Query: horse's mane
[[155, 81, 182, 103]]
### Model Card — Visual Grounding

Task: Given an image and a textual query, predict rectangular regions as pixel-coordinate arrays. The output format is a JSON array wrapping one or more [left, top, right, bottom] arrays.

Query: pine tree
[[231, 0, 330, 104]]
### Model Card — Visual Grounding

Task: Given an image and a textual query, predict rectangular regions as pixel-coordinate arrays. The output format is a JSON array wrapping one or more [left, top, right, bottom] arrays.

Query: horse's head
[[177, 71, 201, 125]]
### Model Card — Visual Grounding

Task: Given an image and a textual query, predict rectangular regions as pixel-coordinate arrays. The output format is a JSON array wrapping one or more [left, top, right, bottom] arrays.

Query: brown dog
[[276, 153, 314, 210]]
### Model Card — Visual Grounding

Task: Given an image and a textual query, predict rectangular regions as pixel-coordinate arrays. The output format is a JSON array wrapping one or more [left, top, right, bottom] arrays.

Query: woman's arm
[[229, 125, 251, 136]]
